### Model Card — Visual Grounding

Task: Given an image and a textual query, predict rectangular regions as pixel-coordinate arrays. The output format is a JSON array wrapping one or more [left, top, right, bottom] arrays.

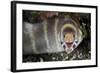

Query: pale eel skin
[[23, 17, 83, 55]]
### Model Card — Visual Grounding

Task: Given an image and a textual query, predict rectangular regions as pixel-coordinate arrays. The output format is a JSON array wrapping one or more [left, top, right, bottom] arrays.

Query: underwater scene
[[22, 10, 91, 62]]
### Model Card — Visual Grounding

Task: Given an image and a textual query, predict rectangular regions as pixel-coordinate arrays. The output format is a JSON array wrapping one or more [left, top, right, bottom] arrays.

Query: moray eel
[[23, 17, 83, 55]]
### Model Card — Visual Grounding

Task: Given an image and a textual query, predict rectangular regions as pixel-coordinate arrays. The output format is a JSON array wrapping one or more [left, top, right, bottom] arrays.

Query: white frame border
[[16, 3, 97, 70]]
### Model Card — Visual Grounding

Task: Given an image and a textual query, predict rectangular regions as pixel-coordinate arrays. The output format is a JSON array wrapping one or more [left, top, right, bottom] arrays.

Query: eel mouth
[[66, 42, 73, 48]]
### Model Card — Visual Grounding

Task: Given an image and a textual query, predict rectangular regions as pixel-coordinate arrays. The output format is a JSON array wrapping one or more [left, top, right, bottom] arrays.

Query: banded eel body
[[23, 17, 83, 55]]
